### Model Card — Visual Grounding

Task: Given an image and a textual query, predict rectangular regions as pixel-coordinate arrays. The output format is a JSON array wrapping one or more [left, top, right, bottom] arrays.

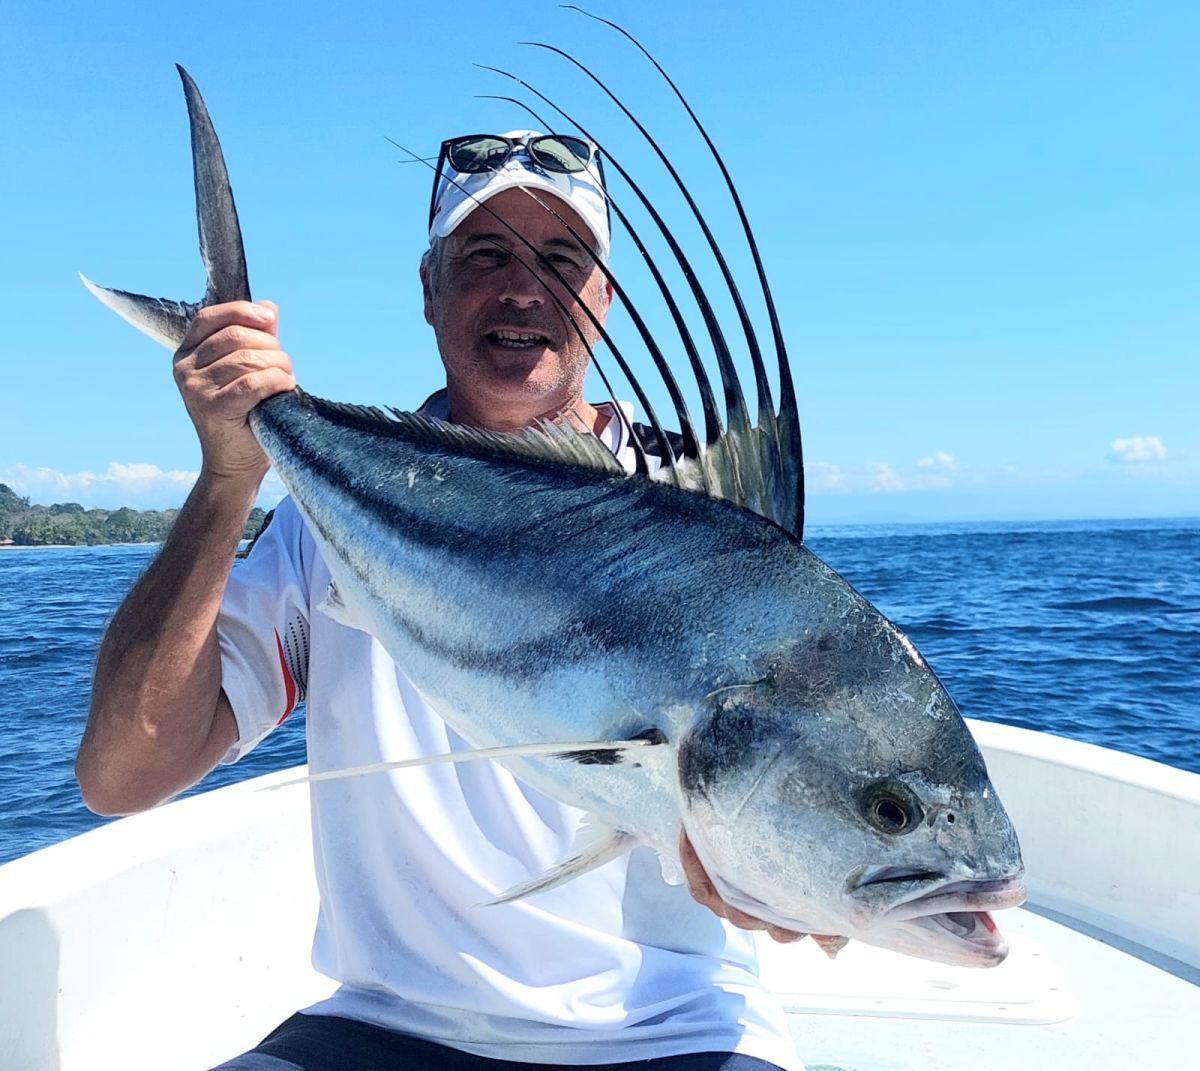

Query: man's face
[[422, 187, 612, 429]]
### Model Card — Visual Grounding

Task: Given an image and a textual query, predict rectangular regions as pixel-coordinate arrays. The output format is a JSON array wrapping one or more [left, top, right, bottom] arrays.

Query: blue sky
[[2, 1, 1195, 524]]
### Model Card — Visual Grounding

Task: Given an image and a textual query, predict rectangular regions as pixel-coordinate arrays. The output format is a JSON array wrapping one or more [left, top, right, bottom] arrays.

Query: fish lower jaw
[[865, 880, 1025, 967], [842, 874, 1026, 966], [882, 909, 1011, 968]]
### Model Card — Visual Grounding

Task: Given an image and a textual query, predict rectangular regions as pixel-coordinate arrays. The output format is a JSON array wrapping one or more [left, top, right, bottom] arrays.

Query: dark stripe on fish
[[554, 727, 668, 764]]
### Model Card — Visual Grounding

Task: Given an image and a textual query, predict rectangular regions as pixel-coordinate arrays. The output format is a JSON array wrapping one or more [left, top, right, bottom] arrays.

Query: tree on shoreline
[[0, 483, 265, 546]]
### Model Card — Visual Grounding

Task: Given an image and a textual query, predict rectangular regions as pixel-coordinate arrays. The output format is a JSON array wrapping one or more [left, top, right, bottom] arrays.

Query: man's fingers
[[189, 325, 288, 371], [179, 348, 294, 391], [210, 367, 296, 409], [177, 300, 277, 354], [678, 831, 813, 943], [679, 832, 765, 928], [680, 836, 768, 930], [685, 871, 724, 913], [812, 934, 850, 958], [723, 905, 772, 931], [166, 299, 290, 482], [678, 832, 722, 908]]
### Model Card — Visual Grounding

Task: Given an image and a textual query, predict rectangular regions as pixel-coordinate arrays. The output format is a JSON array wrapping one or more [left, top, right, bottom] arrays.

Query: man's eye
[[470, 248, 508, 265], [543, 253, 584, 271]]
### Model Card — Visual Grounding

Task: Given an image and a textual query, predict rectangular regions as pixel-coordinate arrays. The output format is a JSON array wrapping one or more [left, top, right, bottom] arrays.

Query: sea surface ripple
[[0, 517, 1196, 866]]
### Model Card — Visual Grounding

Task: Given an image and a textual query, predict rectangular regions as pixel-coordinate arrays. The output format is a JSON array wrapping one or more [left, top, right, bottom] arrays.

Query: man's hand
[[679, 831, 807, 944], [679, 832, 852, 960], [173, 300, 295, 483], [679, 833, 850, 957]]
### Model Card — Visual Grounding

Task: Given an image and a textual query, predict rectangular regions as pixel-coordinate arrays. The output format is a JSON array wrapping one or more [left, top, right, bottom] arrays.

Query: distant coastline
[[0, 483, 265, 547]]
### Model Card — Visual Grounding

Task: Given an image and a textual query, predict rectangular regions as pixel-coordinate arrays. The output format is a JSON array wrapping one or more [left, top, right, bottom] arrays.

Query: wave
[[1047, 596, 1194, 613], [901, 616, 976, 637]]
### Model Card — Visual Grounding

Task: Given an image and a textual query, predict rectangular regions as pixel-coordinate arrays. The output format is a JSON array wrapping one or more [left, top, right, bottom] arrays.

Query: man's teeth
[[491, 331, 546, 348]]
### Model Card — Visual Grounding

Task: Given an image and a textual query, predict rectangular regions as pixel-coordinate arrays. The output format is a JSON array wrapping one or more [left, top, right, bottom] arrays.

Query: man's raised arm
[[76, 300, 293, 814]]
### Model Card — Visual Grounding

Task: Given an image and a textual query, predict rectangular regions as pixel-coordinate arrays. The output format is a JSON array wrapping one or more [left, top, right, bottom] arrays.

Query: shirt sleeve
[[216, 496, 314, 764]]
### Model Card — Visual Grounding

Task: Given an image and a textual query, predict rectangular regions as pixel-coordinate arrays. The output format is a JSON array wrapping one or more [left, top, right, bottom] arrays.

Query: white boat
[[1, 719, 1197, 1070]]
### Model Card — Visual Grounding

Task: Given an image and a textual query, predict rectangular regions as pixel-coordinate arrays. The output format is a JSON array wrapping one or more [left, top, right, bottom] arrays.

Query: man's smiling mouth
[[487, 329, 551, 350]]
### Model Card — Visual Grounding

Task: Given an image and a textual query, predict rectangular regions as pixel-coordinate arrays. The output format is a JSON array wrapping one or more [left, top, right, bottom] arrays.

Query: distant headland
[[0, 483, 266, 547]]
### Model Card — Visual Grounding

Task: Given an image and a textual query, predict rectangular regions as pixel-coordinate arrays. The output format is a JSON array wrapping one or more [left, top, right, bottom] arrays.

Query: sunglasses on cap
[[427, 133, 607, 231]]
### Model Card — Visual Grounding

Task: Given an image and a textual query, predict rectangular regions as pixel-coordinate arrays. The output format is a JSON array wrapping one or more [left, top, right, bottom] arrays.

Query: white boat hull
[[2, 720, 1197, 1070]]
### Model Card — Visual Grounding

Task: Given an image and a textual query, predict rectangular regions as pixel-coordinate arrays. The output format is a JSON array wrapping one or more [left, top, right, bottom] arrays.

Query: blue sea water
[[0, 517, 1196, 867]]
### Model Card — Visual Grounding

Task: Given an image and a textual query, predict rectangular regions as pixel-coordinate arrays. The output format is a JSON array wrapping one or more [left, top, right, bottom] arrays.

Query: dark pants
[[211, 1013, 787, 1071]]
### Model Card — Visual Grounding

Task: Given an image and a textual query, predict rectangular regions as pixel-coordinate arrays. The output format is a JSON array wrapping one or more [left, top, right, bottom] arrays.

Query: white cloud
[[804, 453, 962, 495], [1, 462, 199, 508], [872, 463, 905, 492], [805, 461, 847, 492], [258, 471, 289, 508], [917, 451, 956, 471], [2, 462, 290, 511], [1108, 436, 1167, 464]]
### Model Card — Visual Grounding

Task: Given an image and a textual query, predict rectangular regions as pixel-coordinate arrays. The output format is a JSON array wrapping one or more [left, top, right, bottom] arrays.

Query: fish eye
[[862, 781, 922, 835]]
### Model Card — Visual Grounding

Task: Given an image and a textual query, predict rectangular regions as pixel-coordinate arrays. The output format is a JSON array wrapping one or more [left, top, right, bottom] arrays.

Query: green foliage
[[0, 484, 29, 517], [245, 508, 268, 541], [0, 483, 270, 547]]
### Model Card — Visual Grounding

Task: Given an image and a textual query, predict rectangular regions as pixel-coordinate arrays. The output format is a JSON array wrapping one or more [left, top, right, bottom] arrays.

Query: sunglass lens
[[447, 136, 511, 172], [529, 136, 592, 173]]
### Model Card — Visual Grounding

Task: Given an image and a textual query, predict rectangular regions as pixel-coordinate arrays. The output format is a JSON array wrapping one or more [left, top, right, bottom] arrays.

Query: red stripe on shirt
[[274, 629, 297, 724]]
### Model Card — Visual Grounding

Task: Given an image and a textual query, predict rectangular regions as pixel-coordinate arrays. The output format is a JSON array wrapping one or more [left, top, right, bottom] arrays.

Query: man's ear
[[419, 254, 435, 326]]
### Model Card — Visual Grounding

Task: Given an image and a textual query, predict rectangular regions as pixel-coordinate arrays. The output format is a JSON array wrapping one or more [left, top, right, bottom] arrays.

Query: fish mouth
[[850, 866, 1027, 965], [880, 874, 1027, 922], [696, 866, 1026, 967], [851, 866, 1027, 918]]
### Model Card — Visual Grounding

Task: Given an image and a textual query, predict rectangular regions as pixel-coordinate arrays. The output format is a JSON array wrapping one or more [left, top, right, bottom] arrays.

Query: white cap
[[428, 130, 610, 263]]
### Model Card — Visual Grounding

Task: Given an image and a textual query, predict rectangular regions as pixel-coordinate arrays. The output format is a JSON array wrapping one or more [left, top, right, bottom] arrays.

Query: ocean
[[0, 516, 1196, 867]]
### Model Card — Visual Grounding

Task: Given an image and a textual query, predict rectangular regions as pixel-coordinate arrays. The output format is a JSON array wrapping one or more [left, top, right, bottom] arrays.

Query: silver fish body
[[252, 390, 1024, 966]]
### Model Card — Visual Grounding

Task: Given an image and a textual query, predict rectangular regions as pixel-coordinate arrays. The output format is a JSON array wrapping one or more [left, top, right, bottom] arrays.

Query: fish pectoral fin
[[482, 828, 637, 906], [316, 581, 362, 630], [265, 735, 667, 789]]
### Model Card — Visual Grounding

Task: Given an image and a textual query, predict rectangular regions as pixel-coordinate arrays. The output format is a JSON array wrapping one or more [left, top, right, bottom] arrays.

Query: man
[[77, 132, 803, 1070]]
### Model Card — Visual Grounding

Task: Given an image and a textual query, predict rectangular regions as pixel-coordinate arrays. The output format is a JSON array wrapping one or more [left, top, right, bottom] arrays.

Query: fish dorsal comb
[[285, 389, 626, 477], [488, 15, 806, 540]]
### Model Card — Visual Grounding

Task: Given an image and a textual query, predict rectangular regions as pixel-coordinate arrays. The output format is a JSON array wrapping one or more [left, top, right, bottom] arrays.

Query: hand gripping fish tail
[[82, 19, 1024, 968]]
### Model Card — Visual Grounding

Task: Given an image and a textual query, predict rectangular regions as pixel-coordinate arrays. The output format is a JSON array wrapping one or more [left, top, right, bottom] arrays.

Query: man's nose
[[498, 258, 547, 309]]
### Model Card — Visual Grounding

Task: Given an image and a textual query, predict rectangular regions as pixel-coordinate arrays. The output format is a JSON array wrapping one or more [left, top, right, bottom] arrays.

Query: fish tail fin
[[78, 274, 201, 351], [80, 64, 250, 352]]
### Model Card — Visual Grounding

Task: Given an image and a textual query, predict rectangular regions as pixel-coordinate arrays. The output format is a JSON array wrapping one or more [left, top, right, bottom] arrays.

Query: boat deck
[[760, 905, 1196, 1069]]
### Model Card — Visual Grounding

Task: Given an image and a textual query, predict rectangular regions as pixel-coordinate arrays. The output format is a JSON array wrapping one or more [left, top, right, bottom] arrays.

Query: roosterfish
[[82, 16, 1024, 967]]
